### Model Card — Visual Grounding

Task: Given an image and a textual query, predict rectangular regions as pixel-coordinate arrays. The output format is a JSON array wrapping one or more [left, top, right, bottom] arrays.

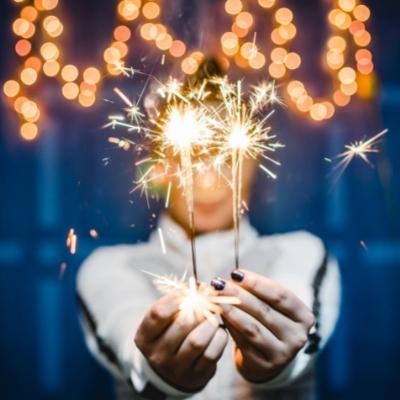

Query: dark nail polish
[[231, 269, 244, 282], [211, 278, 226, 291]]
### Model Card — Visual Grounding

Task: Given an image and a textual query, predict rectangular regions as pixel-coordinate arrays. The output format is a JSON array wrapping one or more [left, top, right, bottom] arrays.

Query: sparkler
[[154, 100, 215, 282], [209, 79, 283, 270], [143, 271, 240, 326], [333, 128, 388, 180], [106, 75, 216, 283]]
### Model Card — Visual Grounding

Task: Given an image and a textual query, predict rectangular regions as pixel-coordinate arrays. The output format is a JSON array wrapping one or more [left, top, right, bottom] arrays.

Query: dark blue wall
[[1, 1, 399, 399]]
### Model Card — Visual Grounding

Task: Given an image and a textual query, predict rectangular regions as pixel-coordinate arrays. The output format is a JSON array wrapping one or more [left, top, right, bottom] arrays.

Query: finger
[[194, 328, 228, 372], [136, 293, 181, 344], [215, 280, 298, 341], [230, 269, 314, 326], [176, 319, 218, 366], [158, 314, 201, 355], [221, 304, 283, 357], [225, 321, 272, 373]]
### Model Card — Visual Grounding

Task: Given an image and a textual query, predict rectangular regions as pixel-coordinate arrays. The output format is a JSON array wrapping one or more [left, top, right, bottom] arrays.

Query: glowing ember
[[89, 229, 99, 239], [66, 228, 77, 255], [59, 261, 67, 279]]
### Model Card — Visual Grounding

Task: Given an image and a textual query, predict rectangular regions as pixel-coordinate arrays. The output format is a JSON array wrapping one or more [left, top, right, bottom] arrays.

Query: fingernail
[[211, 278, 226, 291], [231, 269, 244, 282]]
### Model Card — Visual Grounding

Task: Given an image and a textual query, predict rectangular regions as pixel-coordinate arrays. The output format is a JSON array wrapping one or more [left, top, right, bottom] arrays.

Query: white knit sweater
[[77, 215, 341, 400]]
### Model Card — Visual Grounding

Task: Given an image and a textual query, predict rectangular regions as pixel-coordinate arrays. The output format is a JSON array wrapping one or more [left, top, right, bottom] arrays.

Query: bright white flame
[[229, 123, 250, 150], [164, 107, 202, 150]]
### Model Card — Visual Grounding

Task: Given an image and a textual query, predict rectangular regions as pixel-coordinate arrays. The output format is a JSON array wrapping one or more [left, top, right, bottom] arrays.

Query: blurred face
[[167, 159, 257, 235]]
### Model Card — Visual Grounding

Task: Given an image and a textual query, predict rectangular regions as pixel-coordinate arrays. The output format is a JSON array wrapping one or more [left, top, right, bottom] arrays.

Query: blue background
[[1, 1, 400, 399]]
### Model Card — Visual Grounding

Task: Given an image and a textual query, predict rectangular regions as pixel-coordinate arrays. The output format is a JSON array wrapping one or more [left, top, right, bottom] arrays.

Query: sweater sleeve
[[76, 245, 192, 399], [250, 246, 341, 390]]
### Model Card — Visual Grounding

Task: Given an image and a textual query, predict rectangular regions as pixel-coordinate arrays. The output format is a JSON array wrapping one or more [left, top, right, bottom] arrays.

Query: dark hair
[[182, 56, 226, 99], [187, 57, 226, 86], [155, 56, 226, 123]]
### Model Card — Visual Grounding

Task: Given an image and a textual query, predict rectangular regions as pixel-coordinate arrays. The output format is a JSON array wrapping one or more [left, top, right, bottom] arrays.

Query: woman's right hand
[[134, 292, 228, 393]]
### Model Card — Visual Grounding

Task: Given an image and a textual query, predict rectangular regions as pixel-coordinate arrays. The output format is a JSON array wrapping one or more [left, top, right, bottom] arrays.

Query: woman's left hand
[[211, 270, 315, 383]]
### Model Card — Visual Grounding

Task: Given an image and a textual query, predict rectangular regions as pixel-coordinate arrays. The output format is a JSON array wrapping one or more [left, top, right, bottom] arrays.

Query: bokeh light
[[43, 15, 63, 37], [15, 39, 32, 56], [43, 60, 60, 77], [225, 0, 243, 15], [249, 52, 265, 69], [285, 52, 301, 70], [61, 64, 79, 82], [3, 80, 20, 98], [268, 62, 286, 78], [25, 56, 42, 71], [78, 92, 96, 107], [338, 67, 356, 84], [275, 8, 293, 25], [20, 122, 39, 140], [310, 103, 327, 121], [83, 67, 101, 85], [235, 12, 253, 30], [181, 56, 199, 75], [118, 0, 140, 21], [156, 33, 173, 50], [353, 4, 370, 22], [169, 40, 186, 57], [62, 82, 79, 100], [338, 0, 356, 13], [20, 67, 38, 85], [21, 6, 38, 22], [258, 0, 275, 8], [113, 25, 131, 42], [142, 2, 160, 19], [40, 42, 60, 61]]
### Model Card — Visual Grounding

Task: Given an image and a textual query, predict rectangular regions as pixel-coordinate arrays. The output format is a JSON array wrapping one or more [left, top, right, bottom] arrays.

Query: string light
[[3, 80, 21, 98], [4, 0, 376, 140]]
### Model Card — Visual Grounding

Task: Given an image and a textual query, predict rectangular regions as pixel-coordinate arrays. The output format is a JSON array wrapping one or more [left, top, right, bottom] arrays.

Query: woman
[[77, 59, 340, 399]]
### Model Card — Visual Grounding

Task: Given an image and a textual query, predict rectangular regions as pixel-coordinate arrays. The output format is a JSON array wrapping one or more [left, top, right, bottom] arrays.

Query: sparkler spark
[[108, 136, 132, 150], [144, 271, 240, 326], [89, 229, 98, 239], [59, 262, 67, 279], [66, 228, 77, 255], [157, 227, 167, 254], [333, 129, 388, 179]]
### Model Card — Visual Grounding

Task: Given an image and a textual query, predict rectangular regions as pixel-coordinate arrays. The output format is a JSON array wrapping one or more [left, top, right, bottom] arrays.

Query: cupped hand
[[211, 270, 314, 383], [135, 292, 228, 392]]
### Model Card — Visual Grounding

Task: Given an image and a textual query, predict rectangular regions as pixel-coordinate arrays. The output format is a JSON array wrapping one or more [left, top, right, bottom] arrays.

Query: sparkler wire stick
[[232, 82, 242, 271], [189, 211, 199, 283], [232, 148, 241, 270], [179, 146, 199, 283], [212, 79, 282, 271]]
